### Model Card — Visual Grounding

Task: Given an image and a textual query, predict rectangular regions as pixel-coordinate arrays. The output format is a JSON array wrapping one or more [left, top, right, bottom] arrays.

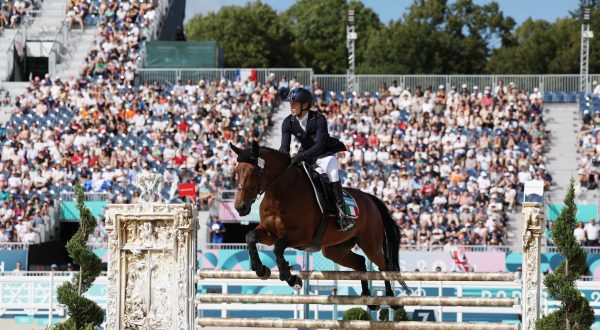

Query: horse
[[229, 140, 409, 310]]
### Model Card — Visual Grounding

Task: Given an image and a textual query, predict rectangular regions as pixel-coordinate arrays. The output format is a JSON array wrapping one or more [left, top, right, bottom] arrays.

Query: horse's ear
[[252, 140, 260, 157], [229, 142, 242, 155]]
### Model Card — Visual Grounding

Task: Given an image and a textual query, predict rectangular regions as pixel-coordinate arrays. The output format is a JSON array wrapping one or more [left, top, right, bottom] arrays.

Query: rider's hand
[[290, 153, 305, 166]]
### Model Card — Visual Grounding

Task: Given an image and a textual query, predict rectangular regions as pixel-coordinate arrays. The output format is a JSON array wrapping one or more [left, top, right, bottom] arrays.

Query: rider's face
[[290, 101, 304, 117]]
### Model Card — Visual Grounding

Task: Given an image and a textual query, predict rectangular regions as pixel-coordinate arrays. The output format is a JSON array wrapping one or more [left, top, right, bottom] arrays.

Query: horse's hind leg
[[384, 280, 400, 311], [322, 241, 378, 311], [246, 226, 275, 280], [360, 240, 402, 310], [274, 239, 302, 290]]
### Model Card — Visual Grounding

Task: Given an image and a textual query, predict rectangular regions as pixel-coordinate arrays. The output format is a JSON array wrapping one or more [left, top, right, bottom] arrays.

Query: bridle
[[237, 156, 289, 204]]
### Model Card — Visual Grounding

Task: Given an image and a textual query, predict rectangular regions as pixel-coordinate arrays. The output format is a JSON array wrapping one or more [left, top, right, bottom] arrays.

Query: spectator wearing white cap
[[529, 87, 542, 102], [477, 171, 491, 193]]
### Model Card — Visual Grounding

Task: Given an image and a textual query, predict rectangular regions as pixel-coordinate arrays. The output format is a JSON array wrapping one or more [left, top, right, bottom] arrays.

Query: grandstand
[[0, 0, 598, 328]]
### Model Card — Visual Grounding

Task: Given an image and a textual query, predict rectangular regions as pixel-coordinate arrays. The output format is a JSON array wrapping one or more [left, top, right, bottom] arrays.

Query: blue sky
[[185, 0, 580, 25]]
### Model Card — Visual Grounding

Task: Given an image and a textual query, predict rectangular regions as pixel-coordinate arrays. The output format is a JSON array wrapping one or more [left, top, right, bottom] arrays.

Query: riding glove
[[291, 153, 305, 166]]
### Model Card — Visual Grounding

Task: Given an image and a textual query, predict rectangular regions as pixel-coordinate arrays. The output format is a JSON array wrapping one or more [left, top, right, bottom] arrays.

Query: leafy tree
[[281, 0, 383, 73], [486, 18, 579, 74], [487, 19, 557, 74], [54, 185, 104, 329], [537, 179, 594, 330], [360, 0, 515, 74], [185, 2, 293, 68]]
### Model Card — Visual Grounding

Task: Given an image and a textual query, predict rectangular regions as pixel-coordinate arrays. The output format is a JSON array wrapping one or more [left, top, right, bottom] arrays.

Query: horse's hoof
[[289, 275, 303, 291], [257, 266, 271, 280], [367, 304, 380, 311]]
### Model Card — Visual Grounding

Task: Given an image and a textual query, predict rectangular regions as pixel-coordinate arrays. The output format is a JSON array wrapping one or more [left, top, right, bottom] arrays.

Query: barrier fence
[[195, 269, 522, 329], [136, 68, 313, 88], [314, 74, 593, 95], [135, 69, 600, 97]]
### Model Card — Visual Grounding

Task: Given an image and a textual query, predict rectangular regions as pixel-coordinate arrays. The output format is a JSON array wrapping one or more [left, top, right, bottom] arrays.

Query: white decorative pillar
[[105, 173, 196, 330], [521, 202, 545, 330]]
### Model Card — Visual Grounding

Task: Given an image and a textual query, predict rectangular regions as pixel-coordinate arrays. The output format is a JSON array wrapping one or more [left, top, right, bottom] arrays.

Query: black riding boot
[[331, 181, 355, 231]]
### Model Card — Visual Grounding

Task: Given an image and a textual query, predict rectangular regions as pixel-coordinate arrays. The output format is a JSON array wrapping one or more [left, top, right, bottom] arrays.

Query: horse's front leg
[[245, 226, 274, 280], [274, 239, 303, 290]]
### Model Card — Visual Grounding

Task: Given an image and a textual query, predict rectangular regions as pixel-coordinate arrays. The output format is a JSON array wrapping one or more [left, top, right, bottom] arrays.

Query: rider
[[279, 87, 355, 231]]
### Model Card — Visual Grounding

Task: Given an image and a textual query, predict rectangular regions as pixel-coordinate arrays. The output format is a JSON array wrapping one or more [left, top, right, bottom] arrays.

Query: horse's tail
[[367, 194, 412, 294]]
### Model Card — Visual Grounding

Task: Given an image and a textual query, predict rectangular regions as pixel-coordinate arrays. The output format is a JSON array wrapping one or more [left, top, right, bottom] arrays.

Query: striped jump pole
[[196, 317, 520, 330], [196, 269, 521, 282]]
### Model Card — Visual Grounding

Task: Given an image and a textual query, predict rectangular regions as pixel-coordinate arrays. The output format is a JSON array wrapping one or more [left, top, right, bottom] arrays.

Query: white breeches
[[316, 155, 340, 183]]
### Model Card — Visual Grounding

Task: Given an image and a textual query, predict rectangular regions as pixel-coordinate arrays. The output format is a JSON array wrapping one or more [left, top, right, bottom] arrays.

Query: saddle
[[299, 162, 360, 252]]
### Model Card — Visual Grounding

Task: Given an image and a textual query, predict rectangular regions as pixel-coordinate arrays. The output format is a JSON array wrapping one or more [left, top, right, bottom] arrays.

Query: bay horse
[[230, 140, 409, 310]]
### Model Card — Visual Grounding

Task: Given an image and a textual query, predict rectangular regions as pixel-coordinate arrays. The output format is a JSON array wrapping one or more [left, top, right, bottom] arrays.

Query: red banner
[[178, 183, 196, 203]]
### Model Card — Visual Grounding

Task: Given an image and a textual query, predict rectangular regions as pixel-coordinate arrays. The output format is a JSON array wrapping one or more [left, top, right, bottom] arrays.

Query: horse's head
[[230, 140, 264, 216]]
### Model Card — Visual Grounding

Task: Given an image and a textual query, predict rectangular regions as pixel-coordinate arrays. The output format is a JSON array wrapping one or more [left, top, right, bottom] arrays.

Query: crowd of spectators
[[0, 0, 287, 245], [578, 105, 600, 191], [300, 79, 552, 247], [0, 0, 37, 31], [0, 0, 554, 249]]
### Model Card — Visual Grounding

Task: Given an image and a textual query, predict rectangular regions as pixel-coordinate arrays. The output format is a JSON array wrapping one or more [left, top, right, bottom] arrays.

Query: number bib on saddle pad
[[301, 162, 360, 219], [342, 191, 359, 218]]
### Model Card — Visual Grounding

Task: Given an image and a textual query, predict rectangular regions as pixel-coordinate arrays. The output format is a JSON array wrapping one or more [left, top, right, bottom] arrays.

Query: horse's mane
[[260, 146, 291, 164]]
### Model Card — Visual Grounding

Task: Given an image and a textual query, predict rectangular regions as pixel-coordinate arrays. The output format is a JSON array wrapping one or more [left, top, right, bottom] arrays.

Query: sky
[[185, 0, 580, 25]]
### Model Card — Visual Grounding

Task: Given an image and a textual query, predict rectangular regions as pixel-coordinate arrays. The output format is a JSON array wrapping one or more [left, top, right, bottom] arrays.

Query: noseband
[[237, 165, 264, 203]]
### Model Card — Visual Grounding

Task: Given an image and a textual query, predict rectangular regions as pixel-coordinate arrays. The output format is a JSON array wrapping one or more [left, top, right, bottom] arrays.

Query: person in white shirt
[[574, 222, 587, 245], [529, 87, 542, 102], [0, 227, 9, 242], [517, 165, 533, 184], [476, 172, 491, 193], [12, 261, 23, 273], [584, 219, 599, 246], [388, 80, 402, 98], [363, 147, 377, 163], [22, 226, 39, 244], [592, 81, 600, 95]]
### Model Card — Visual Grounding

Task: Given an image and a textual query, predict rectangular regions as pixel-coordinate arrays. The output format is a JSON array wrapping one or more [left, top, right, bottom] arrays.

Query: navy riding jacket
[[279, 110, 346, 162]]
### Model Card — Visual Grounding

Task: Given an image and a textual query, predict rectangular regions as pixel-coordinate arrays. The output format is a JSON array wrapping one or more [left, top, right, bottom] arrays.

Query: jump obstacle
[[104, 175, 544, 330], [194, 203, 544, 330], [195, 270, 521, 329]]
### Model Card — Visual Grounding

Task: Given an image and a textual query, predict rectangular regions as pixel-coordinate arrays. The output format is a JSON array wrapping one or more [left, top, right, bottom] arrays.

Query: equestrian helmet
[[286, 87, 313, 104]]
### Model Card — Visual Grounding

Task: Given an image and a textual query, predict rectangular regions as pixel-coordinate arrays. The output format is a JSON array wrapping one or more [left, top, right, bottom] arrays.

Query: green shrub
[[343, 307, 371, 321], [379, 307, 409, 321], [54, 185, 104, 329]]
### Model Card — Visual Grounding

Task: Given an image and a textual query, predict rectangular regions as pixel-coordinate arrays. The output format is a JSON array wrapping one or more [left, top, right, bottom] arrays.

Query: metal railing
[[135, 68, 314, 88], [59, 192, 111, 202], [313, 74, 588, 94], [5, 14, 32, 80], [151, 0, 174, 40], [135, 70, 600, 97], [48, 21, 70, 78], [0, 242, 31, 250]]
